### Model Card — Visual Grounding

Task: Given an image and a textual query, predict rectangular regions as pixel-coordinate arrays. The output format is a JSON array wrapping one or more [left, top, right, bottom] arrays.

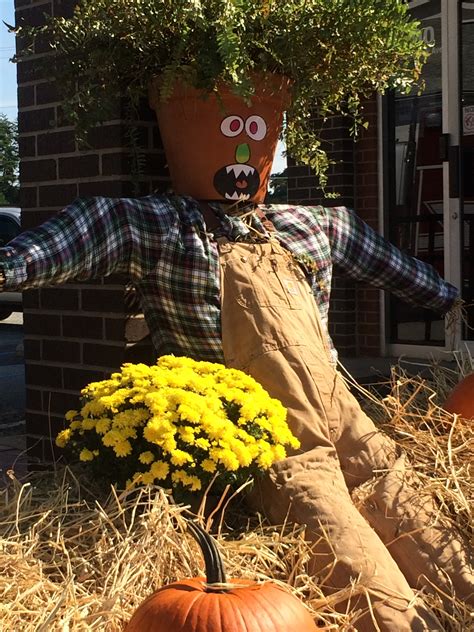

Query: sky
[[0, 0, 286, 172], [0, 0, 17, 120]]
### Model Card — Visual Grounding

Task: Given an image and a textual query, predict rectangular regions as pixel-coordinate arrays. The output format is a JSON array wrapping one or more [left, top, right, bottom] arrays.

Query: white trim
[[383, 0, 461, 358], [387, 343, 456, 360], [409, 0, 432, 8], [442, 0, 463, 350]]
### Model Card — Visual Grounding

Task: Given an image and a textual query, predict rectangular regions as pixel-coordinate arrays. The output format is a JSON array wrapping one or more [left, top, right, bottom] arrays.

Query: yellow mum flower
[[257, 450, 275, 469], [95, 418, 111, 435], [79, 448, 95, 462], [150, 460, 169, 480], [65, 409, 78, 421], [178, 425, 195, 443], [195, 437, 210, 450], [215, 449, 239, 471], [82, 418, 96, 431], [102, 429, 125, 447], [56, 429, 72, 448], [139, 451, 154, 465], [114, 440, 132, 457], [171, 469, 202, 491], [170, 449, 194, 466], [201, 458, 217, 473], [162, 436, 177, 453], [81, 399, 106, 417], [141, 472, 155, 485]]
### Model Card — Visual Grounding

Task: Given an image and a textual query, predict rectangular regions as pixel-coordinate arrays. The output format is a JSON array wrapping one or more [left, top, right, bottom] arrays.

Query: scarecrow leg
[[219, 241, 444, 629], [333, 372, 474, 608], [246, 347, 443, 632]]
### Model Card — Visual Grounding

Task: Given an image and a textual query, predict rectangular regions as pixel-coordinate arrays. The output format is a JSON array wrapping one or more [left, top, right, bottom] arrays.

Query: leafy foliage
[[0, 115, 19, 206], [266, 170, 289, 203], [11, 0, 430, 183]]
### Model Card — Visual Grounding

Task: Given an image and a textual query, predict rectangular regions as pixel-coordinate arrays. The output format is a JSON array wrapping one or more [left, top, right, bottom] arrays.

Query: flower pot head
[[150, 75, 291, 203]]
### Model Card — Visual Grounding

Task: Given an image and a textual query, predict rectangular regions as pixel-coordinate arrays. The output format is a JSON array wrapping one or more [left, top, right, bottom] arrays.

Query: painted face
[[213, 114, 267, 201], [152, 77, 291, 203]]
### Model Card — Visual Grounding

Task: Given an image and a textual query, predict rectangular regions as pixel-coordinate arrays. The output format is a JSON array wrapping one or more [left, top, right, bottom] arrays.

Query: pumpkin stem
[[187, 520, 227, 586]]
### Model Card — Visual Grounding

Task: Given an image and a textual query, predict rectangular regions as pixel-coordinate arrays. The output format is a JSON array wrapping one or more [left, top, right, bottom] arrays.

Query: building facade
[[288, 0, 474, 363]]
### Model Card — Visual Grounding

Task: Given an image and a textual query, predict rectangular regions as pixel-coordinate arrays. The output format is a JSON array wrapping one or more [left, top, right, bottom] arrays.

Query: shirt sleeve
[[322, 205, 459, 315], [0, 196, 170, 291]]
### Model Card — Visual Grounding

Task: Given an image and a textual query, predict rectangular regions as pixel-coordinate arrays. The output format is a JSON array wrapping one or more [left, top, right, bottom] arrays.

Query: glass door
[[385, 0, 462, 357]]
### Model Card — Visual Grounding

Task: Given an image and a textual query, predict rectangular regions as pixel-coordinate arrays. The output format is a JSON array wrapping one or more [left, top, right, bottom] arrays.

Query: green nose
[[235, 143, 250, 164]]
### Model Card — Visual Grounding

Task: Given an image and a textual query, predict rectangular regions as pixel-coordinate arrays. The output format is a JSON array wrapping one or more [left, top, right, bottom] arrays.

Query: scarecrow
[[0, 87, 472, 631]]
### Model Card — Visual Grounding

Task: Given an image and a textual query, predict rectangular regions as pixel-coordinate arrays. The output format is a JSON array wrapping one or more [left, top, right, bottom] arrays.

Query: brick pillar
[[15, 0, 167, 464], [353, 97, 381, 356], [287, 114, 357, 357], [286, 100, 382, 358]]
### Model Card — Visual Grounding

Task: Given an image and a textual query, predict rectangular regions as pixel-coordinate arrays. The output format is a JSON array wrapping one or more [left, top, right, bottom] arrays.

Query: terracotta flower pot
[[149, 74, 292, 203]]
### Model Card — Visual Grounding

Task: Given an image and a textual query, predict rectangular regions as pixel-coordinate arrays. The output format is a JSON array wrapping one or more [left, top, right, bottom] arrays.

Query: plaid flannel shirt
[[0, 195, 458, 363]]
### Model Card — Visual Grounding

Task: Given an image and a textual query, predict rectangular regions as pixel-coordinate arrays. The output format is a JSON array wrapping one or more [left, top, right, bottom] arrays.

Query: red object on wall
[[443, 373, 474, 419]]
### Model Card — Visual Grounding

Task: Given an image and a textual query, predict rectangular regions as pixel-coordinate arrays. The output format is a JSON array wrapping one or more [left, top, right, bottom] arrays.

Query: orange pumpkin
[[125, 521, 317, 632], [443, 373, 474, 419]]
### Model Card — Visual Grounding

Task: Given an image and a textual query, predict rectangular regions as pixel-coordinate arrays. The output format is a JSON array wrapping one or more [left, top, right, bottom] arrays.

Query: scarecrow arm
[[322, 205, 458, 315], [0, 196, 168, 292]]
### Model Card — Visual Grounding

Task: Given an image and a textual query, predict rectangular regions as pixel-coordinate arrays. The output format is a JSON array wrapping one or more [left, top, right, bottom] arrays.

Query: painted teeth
[[225, 192, 251, 201], [225, 164, 255, 178]]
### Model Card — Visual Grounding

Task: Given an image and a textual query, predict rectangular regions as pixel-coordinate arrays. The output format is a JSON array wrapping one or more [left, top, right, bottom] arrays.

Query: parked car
[[0, 207, 22, 320]]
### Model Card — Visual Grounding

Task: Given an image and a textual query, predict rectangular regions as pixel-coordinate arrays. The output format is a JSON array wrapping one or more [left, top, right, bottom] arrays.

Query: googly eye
[[245, 115, 267, 141], [221, 115, 244, 137]]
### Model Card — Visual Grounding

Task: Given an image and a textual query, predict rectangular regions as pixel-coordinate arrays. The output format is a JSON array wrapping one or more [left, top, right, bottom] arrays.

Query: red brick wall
[[353, 98, 381, 356], [15, 0, 167, 464], [287, 98, 381, 357]]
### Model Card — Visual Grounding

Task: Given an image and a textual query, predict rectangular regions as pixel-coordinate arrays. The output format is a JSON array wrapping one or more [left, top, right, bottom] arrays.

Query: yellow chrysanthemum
[[201, 458, 217, 473], [82, 418, 96, 431], [102, 429, 125, 447], [79, 448, 95, 462], [170, 449, 194, 466], [114, 440, 132, 457], [178, 425, 195, 444], [171, 469, 202, 491], [95, 418, 111, 435], [195, 437, 210, 450], [139, 451, 154, 465], [150, 460, 169, 480], [56, 428, 72, 448], [57, 355, 299, 491]]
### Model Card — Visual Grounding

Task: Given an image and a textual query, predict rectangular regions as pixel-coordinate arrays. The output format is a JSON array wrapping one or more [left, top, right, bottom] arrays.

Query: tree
[[0, 115, 19, 206], [266, 169, 289, 204]]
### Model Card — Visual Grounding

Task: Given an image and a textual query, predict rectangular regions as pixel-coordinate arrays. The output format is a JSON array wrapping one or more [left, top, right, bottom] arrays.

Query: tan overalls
[[219, 237, 473, 631]]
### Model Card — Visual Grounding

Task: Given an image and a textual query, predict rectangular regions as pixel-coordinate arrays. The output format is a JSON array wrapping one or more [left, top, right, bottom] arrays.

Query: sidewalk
[[0, 433, 28, 487]]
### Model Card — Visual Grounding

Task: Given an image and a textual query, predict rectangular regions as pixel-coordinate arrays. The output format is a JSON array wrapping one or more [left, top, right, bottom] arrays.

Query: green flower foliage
[[11, 0, 429, 184]]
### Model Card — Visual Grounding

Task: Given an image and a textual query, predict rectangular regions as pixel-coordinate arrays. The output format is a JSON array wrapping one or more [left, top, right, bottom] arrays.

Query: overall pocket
[[224, 246, 307, 311]]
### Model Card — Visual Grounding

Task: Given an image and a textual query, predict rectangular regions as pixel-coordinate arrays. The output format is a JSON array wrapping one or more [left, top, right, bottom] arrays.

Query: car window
[[0, 216, 20, 247]]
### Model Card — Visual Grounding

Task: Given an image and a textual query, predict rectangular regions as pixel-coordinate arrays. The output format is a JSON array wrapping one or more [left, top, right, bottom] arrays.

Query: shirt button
[[241, 256, 247, 262]]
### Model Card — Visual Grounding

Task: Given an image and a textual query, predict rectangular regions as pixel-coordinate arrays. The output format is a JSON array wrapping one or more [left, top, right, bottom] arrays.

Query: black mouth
[[213, 164, 260, 201]]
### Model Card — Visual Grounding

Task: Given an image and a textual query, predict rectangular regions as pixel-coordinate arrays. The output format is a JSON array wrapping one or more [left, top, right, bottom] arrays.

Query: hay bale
[[0, 364, 472, 630]]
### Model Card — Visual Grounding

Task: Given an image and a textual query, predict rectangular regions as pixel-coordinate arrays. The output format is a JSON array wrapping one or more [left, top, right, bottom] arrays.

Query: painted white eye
[[221, 115, 244, 137], [245, 115, 267, 141]]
